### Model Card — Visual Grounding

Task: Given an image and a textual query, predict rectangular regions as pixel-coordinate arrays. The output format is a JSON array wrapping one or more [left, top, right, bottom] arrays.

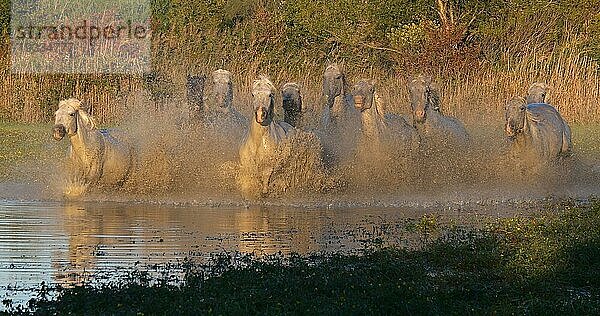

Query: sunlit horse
[[238, 76, 295, 197], [53, 98, 133, 192]]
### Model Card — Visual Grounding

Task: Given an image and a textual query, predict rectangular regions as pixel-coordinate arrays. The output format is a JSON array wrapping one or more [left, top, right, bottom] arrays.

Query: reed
[[0, 34, 597, 125]]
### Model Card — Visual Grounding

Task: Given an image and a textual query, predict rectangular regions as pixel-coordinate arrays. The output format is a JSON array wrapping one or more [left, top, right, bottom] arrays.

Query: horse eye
[[69, 113, 75, 116]]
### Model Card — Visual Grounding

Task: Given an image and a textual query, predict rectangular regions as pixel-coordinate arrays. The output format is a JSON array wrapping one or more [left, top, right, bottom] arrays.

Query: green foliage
[[0, 0, 598, 122], [0, 0, 598, 69]]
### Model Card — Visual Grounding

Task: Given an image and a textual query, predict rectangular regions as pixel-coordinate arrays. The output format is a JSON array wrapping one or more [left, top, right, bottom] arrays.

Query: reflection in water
[[0, 198, 558, 308], [2, 200, 462, 305]]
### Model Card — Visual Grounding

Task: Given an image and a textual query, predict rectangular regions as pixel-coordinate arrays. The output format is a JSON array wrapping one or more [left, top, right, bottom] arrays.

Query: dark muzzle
[[53, 124, 66, 141]]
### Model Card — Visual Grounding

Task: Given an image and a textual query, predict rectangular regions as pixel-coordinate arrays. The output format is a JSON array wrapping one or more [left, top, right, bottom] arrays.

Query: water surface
[[1, 197, 539, 307]]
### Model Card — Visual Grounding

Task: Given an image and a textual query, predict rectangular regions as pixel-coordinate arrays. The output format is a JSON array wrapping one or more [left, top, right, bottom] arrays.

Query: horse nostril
[[53, 124, 66, 140]]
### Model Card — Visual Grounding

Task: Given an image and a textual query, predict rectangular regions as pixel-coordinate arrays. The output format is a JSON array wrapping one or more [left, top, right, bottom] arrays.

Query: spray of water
[[4, 84, 599, 206]]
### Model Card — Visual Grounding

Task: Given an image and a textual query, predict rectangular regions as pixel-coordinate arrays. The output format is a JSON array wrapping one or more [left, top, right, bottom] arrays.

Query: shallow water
[[0, 197, 550, 307], [2, 118, 600, 308]]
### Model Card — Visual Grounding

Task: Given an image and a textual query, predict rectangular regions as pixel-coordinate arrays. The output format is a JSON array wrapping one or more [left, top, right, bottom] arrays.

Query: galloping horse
[[238, 76, 295, 197], [53, 98, 133, 191]]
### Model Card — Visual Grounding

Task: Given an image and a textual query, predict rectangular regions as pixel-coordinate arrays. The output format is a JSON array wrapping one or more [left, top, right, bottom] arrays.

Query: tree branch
[[360, 42, 403, 54]]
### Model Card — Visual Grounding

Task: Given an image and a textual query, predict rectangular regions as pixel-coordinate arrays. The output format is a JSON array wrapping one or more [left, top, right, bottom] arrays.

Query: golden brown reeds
[[0, 39, 598, 125]]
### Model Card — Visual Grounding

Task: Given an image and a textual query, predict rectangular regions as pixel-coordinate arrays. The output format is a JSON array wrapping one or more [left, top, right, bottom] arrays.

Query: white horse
[[319, 64, 362, 167], [53, 98, 133, 192], [505, 97, 572, 163], [238, 76, 295, 197], [408, 76, 470, 147]]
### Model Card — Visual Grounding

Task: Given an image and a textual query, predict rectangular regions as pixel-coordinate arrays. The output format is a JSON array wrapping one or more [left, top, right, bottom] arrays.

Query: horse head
[[526, 82, 548, 104], [323, 63, 347, 109], [252, 75, 276, 126], [282, 82, 302, 127], [351, 79, 376, 113], [408, 75, 440, 124], [53, 98, 96, 141], [212, 69, 233, 109], [505, 97, 527, 138]]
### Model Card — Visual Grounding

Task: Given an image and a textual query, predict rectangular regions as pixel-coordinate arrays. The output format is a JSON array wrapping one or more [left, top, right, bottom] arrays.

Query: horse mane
[[373, 92, 386, 118], [253, 75, 276, 94], [78, 107, 97, 130], [427, 84, 441, 112]]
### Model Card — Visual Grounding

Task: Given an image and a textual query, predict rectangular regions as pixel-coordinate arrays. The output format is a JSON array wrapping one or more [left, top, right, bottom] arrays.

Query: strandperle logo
[[13, 20, 150, 42], [10, 0, 151, 74]]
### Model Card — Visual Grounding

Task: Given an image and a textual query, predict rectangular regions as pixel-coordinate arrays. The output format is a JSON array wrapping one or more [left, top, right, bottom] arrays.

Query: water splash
[[3, 89, 600, 206]]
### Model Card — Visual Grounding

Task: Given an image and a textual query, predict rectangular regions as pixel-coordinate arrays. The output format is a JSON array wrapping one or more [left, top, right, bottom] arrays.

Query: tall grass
[[0, 43, 597, 125]]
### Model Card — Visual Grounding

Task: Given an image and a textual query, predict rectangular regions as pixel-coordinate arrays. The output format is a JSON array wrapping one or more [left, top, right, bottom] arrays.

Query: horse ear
[[78, 101, 91, 113]]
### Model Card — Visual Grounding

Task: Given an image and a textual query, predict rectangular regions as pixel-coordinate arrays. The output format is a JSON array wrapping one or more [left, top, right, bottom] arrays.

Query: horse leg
[[261, 166, 274, 195]]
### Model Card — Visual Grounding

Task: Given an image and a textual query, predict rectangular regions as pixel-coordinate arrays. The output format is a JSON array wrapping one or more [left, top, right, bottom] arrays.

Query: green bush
[[1, 0, 598, 71]]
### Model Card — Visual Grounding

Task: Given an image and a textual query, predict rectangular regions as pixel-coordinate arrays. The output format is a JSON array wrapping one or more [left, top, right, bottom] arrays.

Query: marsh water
[[0, 194, 562, 307]]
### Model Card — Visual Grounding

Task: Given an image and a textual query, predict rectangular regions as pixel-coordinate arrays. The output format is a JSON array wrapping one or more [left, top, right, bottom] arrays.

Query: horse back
[[525, 104, 570, 160]]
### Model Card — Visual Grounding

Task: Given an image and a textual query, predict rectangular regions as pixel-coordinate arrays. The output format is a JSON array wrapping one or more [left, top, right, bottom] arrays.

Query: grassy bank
[[572, 124, 600, 160], [0, 121, 53, 178], [2, 200, 598, 315]]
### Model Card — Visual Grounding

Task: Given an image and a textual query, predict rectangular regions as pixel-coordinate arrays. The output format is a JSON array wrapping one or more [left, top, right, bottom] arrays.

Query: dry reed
[[0, 43, 598, 125]]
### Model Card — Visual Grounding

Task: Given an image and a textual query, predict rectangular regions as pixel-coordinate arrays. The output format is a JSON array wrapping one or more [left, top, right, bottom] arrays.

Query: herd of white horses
[[52, 63, 573, 198]]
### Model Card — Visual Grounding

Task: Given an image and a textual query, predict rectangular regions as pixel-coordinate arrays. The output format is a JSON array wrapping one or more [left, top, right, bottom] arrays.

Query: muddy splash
[[2, 88, 600, 207]]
